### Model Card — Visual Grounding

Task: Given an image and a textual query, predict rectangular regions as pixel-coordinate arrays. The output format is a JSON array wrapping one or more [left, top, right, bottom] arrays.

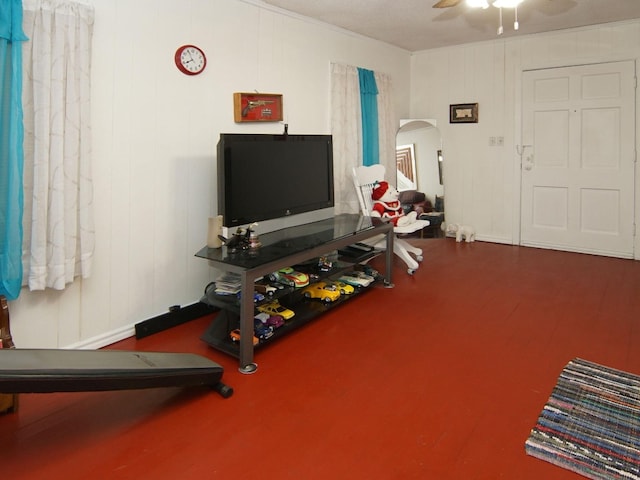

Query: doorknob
[[523, 154, 534, 171], [517, 144, 533, 171]]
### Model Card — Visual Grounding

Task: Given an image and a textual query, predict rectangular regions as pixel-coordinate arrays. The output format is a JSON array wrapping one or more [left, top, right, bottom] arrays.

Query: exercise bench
[[0, 296, 232, 413]]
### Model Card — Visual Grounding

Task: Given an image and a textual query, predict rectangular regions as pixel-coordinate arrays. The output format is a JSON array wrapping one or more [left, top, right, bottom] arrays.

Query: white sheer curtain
[[21, 0, 95, 291], [374, 71, 399, 183], [330, 63, 362, 215], [330, 64, 398, 215]]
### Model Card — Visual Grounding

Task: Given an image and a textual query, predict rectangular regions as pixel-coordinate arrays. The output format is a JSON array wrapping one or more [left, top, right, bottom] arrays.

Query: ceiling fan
[[433, 0, 524, 8], [433, 0, 525, 34], [433, 0, 464, 7]]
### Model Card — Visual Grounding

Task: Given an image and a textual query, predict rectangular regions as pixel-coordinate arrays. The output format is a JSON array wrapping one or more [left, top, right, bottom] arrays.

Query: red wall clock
[[174, 45, 207, 76]]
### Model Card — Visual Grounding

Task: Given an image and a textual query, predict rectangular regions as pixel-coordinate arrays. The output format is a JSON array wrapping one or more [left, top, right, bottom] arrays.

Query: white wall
[[410, 20, 640, 247], [11, 4, 639, 349], [9, 0, 411, 348]]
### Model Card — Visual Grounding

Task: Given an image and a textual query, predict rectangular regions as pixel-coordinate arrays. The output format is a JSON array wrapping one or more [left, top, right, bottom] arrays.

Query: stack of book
[[214, 273, 242, 296]]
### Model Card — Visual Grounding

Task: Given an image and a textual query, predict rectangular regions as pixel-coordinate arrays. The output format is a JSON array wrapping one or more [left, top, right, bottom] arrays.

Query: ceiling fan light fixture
[[435, 0, 525, 36], [492, 0, 523, 8], [466, 0, 490, 9]]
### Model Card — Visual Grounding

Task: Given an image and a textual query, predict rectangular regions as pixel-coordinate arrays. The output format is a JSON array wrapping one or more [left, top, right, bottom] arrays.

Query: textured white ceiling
[[256, 0, 640, 51]]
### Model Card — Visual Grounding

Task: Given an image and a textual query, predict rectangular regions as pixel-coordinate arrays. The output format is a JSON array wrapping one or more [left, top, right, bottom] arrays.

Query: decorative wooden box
[[233, 92, 283, 123]]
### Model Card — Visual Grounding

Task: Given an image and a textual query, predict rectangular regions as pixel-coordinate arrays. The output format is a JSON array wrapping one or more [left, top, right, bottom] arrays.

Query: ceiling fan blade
[[433, 0, 464, 7]]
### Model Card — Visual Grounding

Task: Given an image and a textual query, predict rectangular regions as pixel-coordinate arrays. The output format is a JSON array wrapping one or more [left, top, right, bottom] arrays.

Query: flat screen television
[[217, 133, 334, 228]]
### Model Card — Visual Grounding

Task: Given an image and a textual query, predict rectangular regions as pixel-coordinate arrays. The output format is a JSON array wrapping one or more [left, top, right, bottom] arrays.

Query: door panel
[[521, 61, 636, 258], [535, 110, 569, 167], [532, 186, 567, 229], [582, 108, 619, 168]]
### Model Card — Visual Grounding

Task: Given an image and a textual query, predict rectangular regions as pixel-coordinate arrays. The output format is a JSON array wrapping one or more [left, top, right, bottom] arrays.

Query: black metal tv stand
[[195, 214, 394, 374]]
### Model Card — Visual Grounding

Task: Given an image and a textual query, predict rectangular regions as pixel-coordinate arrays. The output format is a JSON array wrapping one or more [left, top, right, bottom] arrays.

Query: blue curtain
[[358, 67, 379, 166], [0, 0, 27, 300]]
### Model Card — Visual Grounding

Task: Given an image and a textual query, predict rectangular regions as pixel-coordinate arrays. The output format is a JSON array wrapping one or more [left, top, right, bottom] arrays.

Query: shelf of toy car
[[201, 283, 375, 358], [216, 286, 374, 355], [201, 259, 377, 357]]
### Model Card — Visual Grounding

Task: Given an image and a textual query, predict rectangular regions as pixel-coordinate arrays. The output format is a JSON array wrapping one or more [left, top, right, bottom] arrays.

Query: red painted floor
[[1, 239, 639, 479]]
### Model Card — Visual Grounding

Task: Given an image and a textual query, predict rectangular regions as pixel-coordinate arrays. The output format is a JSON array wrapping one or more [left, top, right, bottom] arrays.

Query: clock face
[[175, 45, 206, 75]]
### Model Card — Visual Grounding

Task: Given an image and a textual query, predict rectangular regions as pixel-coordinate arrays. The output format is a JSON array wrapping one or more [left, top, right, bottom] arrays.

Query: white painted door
[[520, 61, 636, 258]]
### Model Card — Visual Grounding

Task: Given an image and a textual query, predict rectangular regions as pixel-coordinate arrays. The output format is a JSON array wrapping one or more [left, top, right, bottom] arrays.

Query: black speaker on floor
[[135, 302, 218, 339]]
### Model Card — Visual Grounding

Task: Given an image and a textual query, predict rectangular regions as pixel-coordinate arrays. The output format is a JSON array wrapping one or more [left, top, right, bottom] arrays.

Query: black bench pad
[[0, 349, 231, 396]]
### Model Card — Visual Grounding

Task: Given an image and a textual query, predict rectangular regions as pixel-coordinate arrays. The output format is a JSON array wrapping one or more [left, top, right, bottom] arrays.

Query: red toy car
[[255, 312, 285, 328], [229, 329, 258, 346]]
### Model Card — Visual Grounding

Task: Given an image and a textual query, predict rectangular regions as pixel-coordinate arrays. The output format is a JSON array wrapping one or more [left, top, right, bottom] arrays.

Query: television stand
[[194, 214, 394, 374]]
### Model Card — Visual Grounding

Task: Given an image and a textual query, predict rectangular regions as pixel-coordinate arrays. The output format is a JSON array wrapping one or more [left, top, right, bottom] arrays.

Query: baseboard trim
[[61, 302, 218, 350], [66, 324, 136, 350], [134, 302, 218, 339]]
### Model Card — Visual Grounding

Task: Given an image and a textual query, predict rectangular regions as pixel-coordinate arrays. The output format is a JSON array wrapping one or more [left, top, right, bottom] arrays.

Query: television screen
[[217, 134, 334, 228]]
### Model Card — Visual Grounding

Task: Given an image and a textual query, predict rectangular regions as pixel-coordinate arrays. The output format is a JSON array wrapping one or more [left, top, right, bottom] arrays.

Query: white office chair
[[352, 165, 430, 274]]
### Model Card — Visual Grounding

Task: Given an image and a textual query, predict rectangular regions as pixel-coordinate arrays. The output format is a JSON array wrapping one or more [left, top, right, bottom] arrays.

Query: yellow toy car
[[301, 282, 341, 303], [329, 280, 355, 295], [257, 301, 295, 320]]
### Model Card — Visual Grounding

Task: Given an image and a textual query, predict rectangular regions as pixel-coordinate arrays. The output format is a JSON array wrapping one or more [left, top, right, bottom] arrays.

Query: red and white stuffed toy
[[370, 181, 418, 227]]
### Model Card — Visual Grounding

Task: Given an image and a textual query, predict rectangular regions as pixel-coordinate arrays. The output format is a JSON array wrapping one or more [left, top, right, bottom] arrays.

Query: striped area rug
[[526, 358, 640, 480]]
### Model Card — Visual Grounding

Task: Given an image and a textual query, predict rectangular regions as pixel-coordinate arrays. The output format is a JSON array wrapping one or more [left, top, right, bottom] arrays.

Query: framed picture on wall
[[450, 103, 478, 123]]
